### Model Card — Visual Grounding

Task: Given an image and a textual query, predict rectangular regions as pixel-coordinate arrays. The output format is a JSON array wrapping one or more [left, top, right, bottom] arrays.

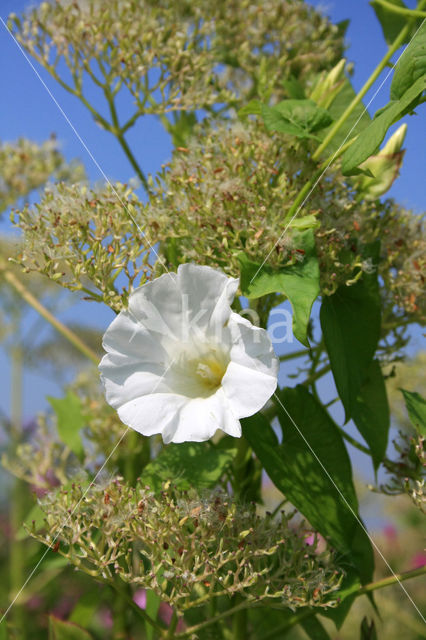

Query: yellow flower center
[[195, 356, 227, 391], [171, 346, 229, 398]]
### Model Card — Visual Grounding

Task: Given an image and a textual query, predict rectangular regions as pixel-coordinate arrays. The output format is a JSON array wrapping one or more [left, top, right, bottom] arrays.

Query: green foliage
[[352, 359, 390, 471], [317, 77, 372, 156], [49, 616, 93, 640], [370, 0, 421, 44], [144, 591, 161, 640], [301, 615, 331, 640], [401, 389, 426, 435], [320, 267, 381, 422], [242, 386, 374, 585], [342, 76, 425, 175], [68, 591, 102, 629], [238, 229, 320, 346], [261, 99, 332, 140], [48, 391, 85, 461], [16, 501, 45, 541], [140, 440, 238, 492], [360, 616, 378, 640], [390, 20, 426, 99]]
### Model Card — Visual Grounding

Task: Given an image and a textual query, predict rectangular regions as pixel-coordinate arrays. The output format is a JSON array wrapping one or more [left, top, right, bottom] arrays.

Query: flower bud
[[309, 59, 346, 109], [355, 123, 407, 200]]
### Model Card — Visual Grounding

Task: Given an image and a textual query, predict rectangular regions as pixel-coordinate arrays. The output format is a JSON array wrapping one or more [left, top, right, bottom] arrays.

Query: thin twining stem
[[1, 266, 99, 365]]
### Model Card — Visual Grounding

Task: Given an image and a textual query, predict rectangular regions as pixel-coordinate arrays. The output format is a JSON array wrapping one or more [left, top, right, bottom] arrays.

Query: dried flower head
[[30, 479, 342, 613], [9, 0, 343, 129], [376, 431, 426, 514], [0, 137, 84, 215], [11, 181, 158, 311]]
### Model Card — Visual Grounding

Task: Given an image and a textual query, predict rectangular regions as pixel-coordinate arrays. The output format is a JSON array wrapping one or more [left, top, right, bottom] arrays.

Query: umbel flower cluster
[[147, 119, 425, 320], [0, 137, 84, 215], [12, 121, 425, 325], [11, 181, 156, 311], [30, 479, 342, 613], [9, 0, 343, 123], [379, 431, 426, 514]]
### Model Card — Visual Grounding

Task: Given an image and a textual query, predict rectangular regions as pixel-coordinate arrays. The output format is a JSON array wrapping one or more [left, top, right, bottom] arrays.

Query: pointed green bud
[[356, 123, 407, 200], [309, 59, 346, 109]]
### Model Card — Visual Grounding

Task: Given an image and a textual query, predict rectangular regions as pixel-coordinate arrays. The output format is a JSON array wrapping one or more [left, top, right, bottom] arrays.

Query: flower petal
[[100, 352, 172, 408], [177, 263, 239, 338], [102, 310, 168, 363], [221, 312, 278, 417], [167, 388, 241, 443], [117, 393, 188, 437]]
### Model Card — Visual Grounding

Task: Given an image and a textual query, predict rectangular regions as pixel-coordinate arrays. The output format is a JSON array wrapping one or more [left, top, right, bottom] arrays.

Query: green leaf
[[242, 386, 374, 584], [360, 616, 378, 640], [301, 616, 331, 640], [238, 229, 320, 346], [169, 111, 197, 147], [352, 359, 390, 472], [48, 391, 85, 461], [16, 501, 46, 541], [49, 616, 93, 640], [320, 266, 381, 422], [370, 0, 420, 45], [69, 591, 102, 628], [282, 75, 306, 99], [262, 99, 332, 140], [341, 75, 426, 175], [390, 20, 426, 100], [321, 569, 361, 628], [144, 590, 161, 640], [140, 439, 238, 492], [0, 623, 9, 640], [400, 389, 426, 435], [318, 77, 371, 156], [238, 99, 262, 120]]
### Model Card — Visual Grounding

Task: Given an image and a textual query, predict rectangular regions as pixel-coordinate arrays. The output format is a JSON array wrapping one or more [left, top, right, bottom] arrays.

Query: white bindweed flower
[[99, 264, 278, 443]]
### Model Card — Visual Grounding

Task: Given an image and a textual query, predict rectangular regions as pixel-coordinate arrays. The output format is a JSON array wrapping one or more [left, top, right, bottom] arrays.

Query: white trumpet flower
[[99, 264, 278, 443]]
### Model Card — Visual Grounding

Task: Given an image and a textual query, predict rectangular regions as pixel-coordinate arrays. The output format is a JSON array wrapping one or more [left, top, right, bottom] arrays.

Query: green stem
[[110, 582, 164, 635], [279, 348, 311, 362], [165, 610, 179, 638], [359, 565, 426, 595], [312, 18, 414, 161], [105, 90, 150, 194], [282, 140, 353, 225], [335, 425, 371, 456], [9, 339, 25, 635], [232, 596, 247, 640], [372, 0, 426, 18], [302, 363, 331, 387], [112, 589, 129, 639], [176, 601, 256, 639], [1, 268, 99, 365]]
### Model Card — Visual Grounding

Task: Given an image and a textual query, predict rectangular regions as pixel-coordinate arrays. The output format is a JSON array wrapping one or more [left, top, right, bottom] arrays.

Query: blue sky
[[0, 0, 424, 494]]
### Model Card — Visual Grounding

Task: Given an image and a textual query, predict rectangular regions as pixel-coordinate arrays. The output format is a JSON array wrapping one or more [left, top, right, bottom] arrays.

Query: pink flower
[[133, 589, 186, 632], [410, 552, 426, 569]]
